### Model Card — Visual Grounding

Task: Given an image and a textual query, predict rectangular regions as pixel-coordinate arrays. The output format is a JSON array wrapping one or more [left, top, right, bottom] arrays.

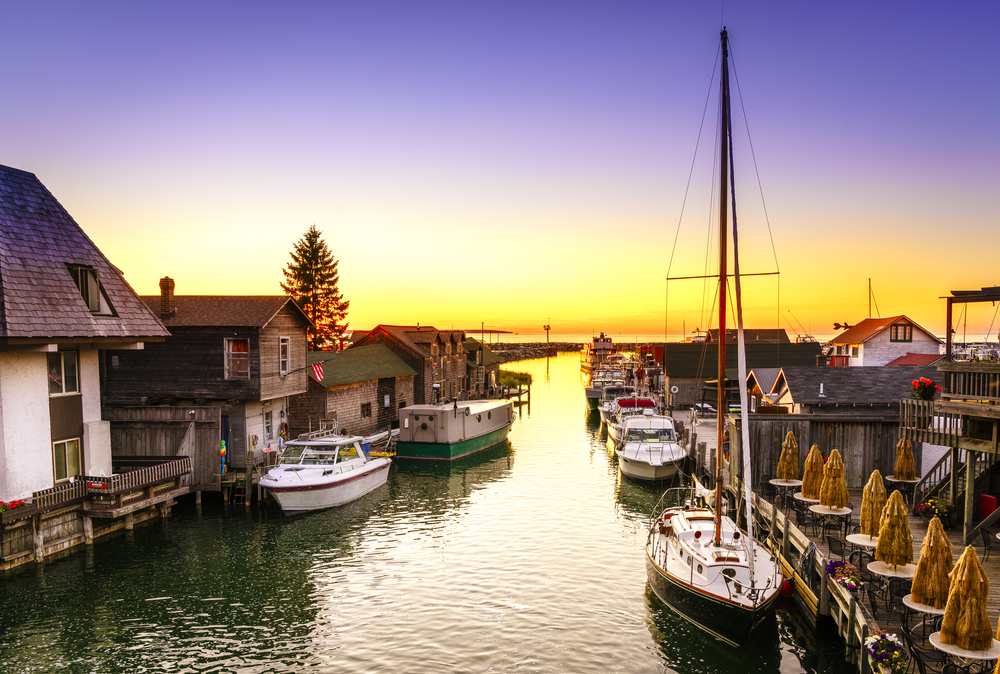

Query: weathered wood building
[[826, 314, 940, 367], [102, 281, 311, 490], [352, 325, 467, 404], [287, 345, 416, 438], [463, 338, 501, 398]]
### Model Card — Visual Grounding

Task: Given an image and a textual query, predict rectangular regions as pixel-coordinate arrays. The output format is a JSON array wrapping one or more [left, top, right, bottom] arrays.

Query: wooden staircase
[[914, 448, 1000, 543]]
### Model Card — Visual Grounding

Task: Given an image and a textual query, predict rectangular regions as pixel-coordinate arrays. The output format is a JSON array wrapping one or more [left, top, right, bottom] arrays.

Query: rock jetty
[[489, 342, 582, 363]]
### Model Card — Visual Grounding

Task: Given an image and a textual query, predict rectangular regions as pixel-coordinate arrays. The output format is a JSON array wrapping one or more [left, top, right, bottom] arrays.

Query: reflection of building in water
[[391, 442, 515, 516]]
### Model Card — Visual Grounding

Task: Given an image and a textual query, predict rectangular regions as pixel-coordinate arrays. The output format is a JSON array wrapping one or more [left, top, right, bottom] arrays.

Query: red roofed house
[[351, 325, 467, 404], [827, 315, 941, 367]]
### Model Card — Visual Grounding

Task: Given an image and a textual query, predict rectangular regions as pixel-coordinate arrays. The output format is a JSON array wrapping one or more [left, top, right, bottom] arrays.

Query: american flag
[[311, 362, 324, 382]]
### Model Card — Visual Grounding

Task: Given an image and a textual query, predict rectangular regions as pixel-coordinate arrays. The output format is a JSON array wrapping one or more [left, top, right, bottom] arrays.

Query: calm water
[[0, 354, 853, 673]]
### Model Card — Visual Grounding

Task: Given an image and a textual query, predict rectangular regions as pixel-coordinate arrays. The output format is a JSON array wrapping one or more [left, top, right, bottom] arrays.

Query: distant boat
[[396, 399, 515, 460], [580, 333, 614, 371], [644, 28, 782, 646]]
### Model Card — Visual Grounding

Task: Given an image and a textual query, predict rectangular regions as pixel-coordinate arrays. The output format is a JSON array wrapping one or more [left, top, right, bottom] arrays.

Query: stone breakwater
[[489, 342, 582, 364]]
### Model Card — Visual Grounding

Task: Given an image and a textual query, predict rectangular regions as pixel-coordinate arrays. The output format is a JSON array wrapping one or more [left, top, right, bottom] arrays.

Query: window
[[225, 339, 250, 379], [279, 337, 290, 375], [446, 341, 452, 355], [361, 402, 372, 418], [851, 346, 859, 358], [53, 438, 81, 482], [431, 343, 439, 357], [264, 410, 273, 440], [47, 352, 79, 395], [398, 400, 407, 409], [69, 266, 101, 313], [890, 324, 913, 342]]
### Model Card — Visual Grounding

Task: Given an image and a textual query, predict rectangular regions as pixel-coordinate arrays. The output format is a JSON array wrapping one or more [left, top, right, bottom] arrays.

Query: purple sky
[[2, 2, 997, 338]]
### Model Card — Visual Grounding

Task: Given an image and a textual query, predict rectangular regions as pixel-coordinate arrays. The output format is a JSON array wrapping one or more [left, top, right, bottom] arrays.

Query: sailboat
[[644, 28, 783, 646]]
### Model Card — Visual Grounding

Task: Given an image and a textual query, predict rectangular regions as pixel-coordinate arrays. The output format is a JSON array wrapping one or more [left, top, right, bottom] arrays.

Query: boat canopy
[[616, 398, 656, 408]]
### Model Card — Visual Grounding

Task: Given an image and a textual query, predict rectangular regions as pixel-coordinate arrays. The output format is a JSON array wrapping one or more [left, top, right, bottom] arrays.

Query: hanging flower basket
[[826, 560, 862, 592]]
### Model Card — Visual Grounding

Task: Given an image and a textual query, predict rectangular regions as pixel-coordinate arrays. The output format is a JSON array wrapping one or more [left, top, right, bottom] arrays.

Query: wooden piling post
[[33, 514, 44, 562], [83, 516, 94, 545]]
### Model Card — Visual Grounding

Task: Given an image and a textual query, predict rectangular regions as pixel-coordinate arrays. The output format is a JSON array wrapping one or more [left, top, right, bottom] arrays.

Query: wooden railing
[[939, 362, 1000, 403], [899, 399, 962, 446], [84, 457, 190, 495], [735, 480, 871, 672], [32, 480, 87, 510]]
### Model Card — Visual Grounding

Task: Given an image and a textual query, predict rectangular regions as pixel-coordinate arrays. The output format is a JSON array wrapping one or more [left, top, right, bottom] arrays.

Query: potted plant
[[864, 630, 908, 674], [914, 498, 954, 528], [911, 377, 941, 401]]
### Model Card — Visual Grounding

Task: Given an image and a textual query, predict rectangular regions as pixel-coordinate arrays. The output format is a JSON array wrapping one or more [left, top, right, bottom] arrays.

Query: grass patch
[[500, 370, 532, 387]]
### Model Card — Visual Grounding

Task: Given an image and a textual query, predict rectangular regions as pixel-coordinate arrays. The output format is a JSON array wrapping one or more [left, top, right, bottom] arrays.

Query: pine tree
[[280, 225, 350, 350]]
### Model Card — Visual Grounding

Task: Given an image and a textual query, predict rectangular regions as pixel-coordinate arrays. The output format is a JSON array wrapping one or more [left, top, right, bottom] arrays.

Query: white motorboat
[[606, 396, 656, 443], [260, 429, 393, 513], [615, 412, 687, 481], [597, 384, 634, 424]]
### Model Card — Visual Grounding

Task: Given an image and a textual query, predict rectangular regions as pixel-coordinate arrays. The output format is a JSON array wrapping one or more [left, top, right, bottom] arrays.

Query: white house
[[827, 315, 941, 367], [0, 164, 169, 501]]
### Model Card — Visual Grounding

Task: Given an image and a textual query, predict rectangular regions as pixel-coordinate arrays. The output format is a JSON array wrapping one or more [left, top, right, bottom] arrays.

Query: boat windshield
[[337, 443, 361, 462], [278, 443, 350, 466], [626, 428, 676, 443]]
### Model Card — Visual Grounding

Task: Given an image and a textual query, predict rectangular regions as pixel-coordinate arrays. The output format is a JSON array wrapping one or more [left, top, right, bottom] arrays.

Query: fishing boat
[[585, 366, 625, 411], [616, 411, 687, 481], [580, 333, 614, 372], [396, 399, 515, 460], [644, 28, 782, 646], [260, 428, 393, 513]]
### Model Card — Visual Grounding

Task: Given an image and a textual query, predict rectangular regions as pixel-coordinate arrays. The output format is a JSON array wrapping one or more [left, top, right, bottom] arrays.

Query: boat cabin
[[277, 438, 367, 469]]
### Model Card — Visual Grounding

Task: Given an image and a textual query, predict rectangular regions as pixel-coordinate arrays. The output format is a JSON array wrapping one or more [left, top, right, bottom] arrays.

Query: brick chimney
[[159, 276, 175, 317]]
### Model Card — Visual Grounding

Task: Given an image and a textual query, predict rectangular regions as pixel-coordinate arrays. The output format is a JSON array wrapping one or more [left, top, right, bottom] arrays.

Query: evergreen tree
[[280, 225, 349, 350]]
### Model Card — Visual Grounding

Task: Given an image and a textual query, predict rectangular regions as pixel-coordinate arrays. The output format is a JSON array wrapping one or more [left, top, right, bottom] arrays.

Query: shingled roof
[[771, 365, 939, 406], [139, 295, 308, 328], [0, 164, 168, 340], [307, 344, 416, 387], [357, 325, 465, 358], [464, 338, 500, 367]]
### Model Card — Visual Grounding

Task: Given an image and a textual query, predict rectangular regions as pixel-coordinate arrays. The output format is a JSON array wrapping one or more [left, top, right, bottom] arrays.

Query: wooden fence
[[737, 413, 911, 489]]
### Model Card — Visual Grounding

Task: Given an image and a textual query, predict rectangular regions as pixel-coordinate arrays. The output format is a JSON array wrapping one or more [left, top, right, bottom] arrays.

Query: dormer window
[[68, 264, 113, 315], [446, 342, 452, 356], [431, 343, 439, 357], [890, 323, 913, 342]]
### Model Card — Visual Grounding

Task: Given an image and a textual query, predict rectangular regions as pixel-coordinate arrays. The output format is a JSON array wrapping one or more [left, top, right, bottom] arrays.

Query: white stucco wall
[[80, 347, 113, 476], [0, 352, 54, 500]]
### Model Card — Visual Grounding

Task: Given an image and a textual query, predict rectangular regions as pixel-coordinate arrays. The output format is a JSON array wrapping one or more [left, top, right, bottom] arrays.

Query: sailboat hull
[[644, 550, 779, 647]]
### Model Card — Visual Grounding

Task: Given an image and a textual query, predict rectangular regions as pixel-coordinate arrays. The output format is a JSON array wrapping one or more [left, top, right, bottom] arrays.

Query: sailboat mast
[[715, 27, 730, 546]]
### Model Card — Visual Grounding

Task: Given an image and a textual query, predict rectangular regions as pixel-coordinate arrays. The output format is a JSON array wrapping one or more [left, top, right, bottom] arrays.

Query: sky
[[1, 1, 998, 341]]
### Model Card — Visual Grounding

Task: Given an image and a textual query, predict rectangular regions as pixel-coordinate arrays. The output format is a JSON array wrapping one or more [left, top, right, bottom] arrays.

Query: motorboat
[[260, 429, 393, 513], [616, 411, 687, 481], [598, 384, 634, 423], [606, 396, 657, 442], [580, 333, 614, 372]]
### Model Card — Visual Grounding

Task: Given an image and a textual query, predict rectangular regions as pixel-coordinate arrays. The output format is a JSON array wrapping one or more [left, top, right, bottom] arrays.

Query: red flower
[[913, 380, 919, 387], [935, 385, 941, 391]]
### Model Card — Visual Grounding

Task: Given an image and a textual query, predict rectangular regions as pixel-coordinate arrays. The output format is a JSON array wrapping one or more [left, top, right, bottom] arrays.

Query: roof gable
[[830, 315, 940, 345], [0, 164, 169, 339]]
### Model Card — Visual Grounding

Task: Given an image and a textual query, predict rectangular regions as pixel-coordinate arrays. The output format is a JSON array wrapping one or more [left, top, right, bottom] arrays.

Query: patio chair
[[900, 626, 949, 674], [827, 535, 847, 560], [981, 528, 992, 562]]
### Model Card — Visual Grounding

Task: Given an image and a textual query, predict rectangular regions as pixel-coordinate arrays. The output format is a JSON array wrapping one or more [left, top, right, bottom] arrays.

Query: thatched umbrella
[[940, 545, 993, 651], [875, 490, 913, 568], [893, 437, 917, 480], [819, 449, 849, 509], [910, 516, 953, 609], [859, 469, 887, 538], [801, 445, 824, 499], [776, 430, 799, 481]]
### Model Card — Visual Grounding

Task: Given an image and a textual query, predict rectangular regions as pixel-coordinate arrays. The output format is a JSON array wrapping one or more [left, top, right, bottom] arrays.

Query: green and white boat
[[397, 399, 516, 460]]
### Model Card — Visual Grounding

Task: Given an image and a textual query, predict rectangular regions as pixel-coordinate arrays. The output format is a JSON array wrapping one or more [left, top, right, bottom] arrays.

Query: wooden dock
[[744, 482, 999, 673]]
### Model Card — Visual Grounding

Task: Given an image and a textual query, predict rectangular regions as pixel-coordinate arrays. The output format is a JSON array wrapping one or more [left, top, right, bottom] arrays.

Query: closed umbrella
[[893, 437, 916, 481], [940, 545, 992, 651], [875, 490, 913, 568], [801, 445, 824, 500], [776, 430, 799, 481], [819, 449, 849, 509], [910, 516, 953, 609], [860, 469, 887, 538]]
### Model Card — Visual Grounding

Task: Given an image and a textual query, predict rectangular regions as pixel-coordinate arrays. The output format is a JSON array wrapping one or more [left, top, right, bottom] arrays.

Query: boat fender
[[694, 530, 702, 539], [465, 408, 470, 416], [780, 579, 794, 597]]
